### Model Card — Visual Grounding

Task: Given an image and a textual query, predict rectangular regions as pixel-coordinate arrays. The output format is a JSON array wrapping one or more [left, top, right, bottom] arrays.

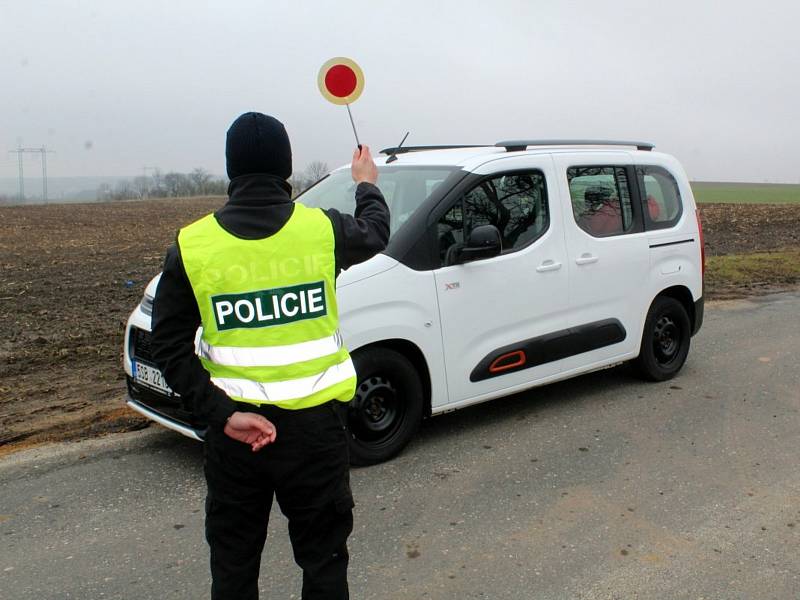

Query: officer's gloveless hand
[[224, 411, 277, 451], [351, 145, 378, 185]]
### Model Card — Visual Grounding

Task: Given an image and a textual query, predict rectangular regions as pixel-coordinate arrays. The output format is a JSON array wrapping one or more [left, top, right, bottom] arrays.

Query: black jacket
[[150, 173, 390, 428]]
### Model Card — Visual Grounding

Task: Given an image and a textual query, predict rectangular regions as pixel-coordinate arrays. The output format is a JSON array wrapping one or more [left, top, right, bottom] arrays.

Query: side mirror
[[459, 224, 502, 262]]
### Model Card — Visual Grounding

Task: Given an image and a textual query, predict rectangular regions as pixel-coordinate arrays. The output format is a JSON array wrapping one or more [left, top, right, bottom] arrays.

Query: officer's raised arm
[[323, 144, 390, 274]]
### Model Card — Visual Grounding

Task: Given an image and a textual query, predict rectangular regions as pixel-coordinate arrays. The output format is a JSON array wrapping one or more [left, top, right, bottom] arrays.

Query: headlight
[[140, 293, 154, 316]]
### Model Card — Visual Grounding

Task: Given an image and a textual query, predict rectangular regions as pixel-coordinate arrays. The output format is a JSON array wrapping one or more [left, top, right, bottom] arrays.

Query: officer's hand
[[351, 145, 378, 185], [223, 411, 277, 452]]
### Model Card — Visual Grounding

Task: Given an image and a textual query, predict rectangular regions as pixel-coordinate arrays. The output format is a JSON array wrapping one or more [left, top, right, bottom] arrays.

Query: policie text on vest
[[212, 281, 327, 331]]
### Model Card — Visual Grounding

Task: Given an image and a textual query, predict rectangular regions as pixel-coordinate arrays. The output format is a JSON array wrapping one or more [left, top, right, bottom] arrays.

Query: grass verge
[[706, 248, 800, 299], [692, 182, 800, 204]]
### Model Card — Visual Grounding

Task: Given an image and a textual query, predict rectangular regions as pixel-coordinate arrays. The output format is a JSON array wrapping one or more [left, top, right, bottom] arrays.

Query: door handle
[[575, 253, 599, 266], [536, 260, 562, 273]]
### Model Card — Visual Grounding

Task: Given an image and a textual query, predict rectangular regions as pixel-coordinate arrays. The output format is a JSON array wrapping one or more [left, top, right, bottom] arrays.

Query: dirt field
[[1, 198, 799, 455], [699, 202, 800, 255], [0, 197, 226, 455]]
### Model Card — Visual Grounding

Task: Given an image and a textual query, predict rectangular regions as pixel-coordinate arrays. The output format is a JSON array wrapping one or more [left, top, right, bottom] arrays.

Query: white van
[[124, 141, 704, 465]]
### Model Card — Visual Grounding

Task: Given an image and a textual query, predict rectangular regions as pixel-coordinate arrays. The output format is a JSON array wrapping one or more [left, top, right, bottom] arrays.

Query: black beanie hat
[[225, 112, 292, 180]]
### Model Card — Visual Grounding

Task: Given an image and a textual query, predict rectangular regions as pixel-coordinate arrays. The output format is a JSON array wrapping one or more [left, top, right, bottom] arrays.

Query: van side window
[[567, 167, 633, 237], [637, 165, 682, 229], [437, 171, 549, 266]]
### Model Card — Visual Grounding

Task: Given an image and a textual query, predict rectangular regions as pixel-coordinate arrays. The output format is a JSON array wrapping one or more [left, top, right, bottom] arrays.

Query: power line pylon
[[8, 145, 55, 203]]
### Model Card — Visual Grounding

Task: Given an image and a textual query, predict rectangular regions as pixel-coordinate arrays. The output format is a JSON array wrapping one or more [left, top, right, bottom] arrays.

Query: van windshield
[[297, 166, 457, 238]]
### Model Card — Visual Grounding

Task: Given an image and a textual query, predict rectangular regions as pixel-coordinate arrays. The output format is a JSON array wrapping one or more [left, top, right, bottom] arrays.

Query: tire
[[346, 347, 424, 466], [633, 296, 691, 381]]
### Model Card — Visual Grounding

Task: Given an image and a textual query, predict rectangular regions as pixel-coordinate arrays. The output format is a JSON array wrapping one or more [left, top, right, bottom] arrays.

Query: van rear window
[[638, 165, 683, 229]]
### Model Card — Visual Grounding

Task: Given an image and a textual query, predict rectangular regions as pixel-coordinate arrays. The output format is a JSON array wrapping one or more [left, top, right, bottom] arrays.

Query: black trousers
[[203, 401, 354, 600]]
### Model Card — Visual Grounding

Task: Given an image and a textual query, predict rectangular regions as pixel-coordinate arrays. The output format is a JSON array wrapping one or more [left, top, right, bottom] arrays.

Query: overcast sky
[[2, 0, 799, 182]]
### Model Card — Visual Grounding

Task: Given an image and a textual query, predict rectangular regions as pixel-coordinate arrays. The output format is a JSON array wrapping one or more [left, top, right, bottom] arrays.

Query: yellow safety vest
[[178, 203, 356, 409]]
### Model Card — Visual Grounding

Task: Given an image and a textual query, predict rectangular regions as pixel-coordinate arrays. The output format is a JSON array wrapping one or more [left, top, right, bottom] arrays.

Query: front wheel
[[633, 296, 691, 381], [347, 348, 423, 466]]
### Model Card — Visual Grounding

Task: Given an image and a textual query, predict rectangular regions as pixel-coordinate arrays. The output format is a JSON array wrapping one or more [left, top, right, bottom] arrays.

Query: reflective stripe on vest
[[178, 204, 356, 409], [198, 330, 344, 367], [211, 358, 356, 404]]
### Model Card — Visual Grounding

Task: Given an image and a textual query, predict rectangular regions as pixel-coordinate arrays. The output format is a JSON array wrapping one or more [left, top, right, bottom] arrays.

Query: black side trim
[[470, 319, 627, 382], [649, 238, 695, 248]]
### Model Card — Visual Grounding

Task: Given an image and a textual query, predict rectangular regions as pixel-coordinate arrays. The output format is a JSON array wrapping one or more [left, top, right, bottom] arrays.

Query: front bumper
[[124, 308, 206, 442], [125, 376, 206, 441], [126, 389, 205, 442], [126, 374, 200, 426]]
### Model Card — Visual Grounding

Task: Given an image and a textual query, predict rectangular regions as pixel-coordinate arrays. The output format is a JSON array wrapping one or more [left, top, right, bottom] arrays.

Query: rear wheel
[[347, 348, 423, 466], [633, 296, 691, 381]]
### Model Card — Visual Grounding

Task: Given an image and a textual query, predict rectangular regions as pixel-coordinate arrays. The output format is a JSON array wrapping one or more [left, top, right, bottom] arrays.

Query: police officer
[[150, 112, 389, 599]]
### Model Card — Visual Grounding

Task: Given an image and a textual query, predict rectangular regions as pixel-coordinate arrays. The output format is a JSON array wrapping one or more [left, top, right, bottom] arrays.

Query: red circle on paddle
[[324, 64, 358, 98]]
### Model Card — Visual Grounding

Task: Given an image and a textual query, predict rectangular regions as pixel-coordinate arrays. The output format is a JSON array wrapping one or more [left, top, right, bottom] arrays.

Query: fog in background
[[2, 0, 799, 185]]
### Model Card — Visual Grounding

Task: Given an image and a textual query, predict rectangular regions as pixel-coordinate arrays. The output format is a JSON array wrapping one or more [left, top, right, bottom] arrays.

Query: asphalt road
[[2, 292, 799, 600]]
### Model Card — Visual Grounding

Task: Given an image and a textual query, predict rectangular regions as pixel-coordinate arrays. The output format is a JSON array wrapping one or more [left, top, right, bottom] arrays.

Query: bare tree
[[305, 161, 329, 184], [164, 172, 189, 197], [288, 161, 329, 198], [189, 168, 212, 196], [288, 174, 310, 198], [150, 168, 165, 197]]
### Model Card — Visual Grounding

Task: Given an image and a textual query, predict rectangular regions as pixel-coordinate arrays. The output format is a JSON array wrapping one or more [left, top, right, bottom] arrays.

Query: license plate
[[133, 361, 173, 394]]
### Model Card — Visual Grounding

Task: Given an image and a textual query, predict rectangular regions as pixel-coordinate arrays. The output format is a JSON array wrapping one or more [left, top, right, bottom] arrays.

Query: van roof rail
[[496, 140, 655, 152], [379, 145, 489, 155]]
